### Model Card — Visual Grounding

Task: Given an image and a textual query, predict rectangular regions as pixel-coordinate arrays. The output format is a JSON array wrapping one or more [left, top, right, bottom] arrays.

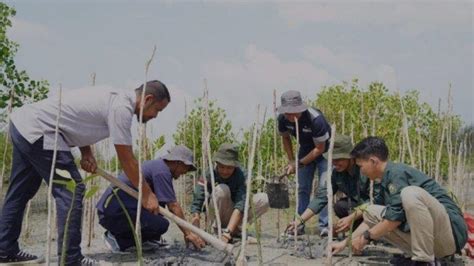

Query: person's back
[[11, 87, 135, 150]]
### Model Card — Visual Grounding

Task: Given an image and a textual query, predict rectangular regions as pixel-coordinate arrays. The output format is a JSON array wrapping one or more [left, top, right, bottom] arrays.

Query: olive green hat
[[214, 143, 240, 167], [323, 135, 353, 160]]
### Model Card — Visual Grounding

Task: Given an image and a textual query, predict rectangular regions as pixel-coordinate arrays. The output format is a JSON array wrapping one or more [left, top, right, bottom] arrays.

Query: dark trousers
[[97, 190, 169, 250], [334, 198, 363, 230], [0, 124, 85, 264]]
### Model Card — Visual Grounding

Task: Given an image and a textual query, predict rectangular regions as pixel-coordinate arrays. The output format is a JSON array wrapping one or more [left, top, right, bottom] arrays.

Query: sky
[[4, 0, 473, 149]]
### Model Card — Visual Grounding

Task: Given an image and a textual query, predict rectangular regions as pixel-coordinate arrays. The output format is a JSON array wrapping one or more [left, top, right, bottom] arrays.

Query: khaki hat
[[323, 135, 353, 160], [162, 145, 197, 171], [214, 143, 240, 167], [276, 90, 308, 114]]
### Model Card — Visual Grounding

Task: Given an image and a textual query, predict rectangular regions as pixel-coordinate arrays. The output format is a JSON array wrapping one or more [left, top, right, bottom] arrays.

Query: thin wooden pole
[[46, 86, 62, 265], [325, 124, 336, 266], [236, 105, 259, 266], [135, 46, 157, 265]]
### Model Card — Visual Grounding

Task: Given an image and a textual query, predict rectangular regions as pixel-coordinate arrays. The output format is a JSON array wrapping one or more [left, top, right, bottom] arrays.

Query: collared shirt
[[10, 87, 136, 151], [97, 159, 176, 213], [308, 165, 381, 214], [190, 167, 246, 213], [380, 161, 467, 253], [277, 108, 331, 158]]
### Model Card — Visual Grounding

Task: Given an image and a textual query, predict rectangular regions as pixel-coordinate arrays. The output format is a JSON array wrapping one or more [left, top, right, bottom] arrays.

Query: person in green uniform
[[330, 136, 467, 266], [190, 143, 269, 243], [286, 135, 380, 235]]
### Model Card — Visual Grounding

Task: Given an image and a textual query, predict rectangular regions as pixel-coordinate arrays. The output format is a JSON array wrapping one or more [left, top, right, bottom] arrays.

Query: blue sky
[[4, 0, 473, 144]]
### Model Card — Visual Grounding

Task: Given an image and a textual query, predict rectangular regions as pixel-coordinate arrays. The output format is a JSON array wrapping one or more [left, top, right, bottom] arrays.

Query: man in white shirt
[[0, 80, 170, 265]]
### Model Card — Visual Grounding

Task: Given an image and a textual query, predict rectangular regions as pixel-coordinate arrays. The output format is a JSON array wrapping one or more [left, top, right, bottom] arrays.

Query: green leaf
[[85, 185, 100, 199]]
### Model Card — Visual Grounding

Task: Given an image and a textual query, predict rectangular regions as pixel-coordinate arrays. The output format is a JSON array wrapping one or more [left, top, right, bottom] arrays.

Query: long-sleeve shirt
[[379, 161, 467, 253], [307, 165, 381, 214]]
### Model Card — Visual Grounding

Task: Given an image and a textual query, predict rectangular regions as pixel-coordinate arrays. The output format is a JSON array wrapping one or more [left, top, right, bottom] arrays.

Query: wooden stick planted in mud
[[46, 86, 62, 265], [136, 46, 157, 265], [325, 123, 336, 266], [272, 89, 280, 242], [95, 167, 234, 254], [294, 118, 300, 250], [237, 105, 260, 266]]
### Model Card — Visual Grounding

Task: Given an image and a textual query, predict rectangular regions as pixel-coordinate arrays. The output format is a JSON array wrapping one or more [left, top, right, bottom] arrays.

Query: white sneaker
[[103, 231, 122, 253], [319, 228, 329, 238]]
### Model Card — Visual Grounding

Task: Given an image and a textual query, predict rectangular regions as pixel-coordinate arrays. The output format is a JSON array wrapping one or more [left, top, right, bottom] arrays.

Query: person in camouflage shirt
[[190, 143, 269, 243], [331, 137, 467, 266]]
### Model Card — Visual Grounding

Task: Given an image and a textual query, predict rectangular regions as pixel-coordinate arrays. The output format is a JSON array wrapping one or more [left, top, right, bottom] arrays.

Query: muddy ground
[[1, 180, 473, 265]]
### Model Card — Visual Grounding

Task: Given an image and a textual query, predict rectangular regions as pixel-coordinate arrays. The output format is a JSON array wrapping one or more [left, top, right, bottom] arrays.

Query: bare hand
[[351, 235, 368, 255], [330, 241, 347, 255], [286, 163, 296, 175], [335, 215, 353, 233], [285, 220, 297, 234], [220, 232, 232, 244], [185, 232, 206, 250], [80, 155, 97, 173], [143, 192, 160, 215]]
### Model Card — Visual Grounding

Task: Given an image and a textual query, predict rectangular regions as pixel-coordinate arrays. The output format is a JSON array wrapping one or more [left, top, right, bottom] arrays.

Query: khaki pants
[[363, 186, 456, 262], [213, 184, 269, 227]]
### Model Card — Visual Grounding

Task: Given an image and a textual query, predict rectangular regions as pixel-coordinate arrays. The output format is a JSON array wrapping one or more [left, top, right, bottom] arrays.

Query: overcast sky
[[4, 0, 473, 148]]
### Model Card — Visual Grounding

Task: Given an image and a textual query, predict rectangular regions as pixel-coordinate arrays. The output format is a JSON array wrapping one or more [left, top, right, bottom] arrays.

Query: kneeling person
[[331, 137, 468, 265], [97, 145, 206, 252], [190, 143, 269, 243], [286, 135, 380, 236]]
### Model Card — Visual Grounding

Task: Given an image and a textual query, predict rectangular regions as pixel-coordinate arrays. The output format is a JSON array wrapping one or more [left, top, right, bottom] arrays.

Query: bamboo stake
[[325, 123, 336, 266], [86, 72, 96, 247], [447, 86, 454, 189], [46, 86, 62, 265], [293, 118, 300, 250], [192, 119, 197, 188], [203, 80, 222, 239], [201, 101, 210, 232], [272, 89, 280, 242], [236, 105, 259, 266], [135, 46, 156, 265]]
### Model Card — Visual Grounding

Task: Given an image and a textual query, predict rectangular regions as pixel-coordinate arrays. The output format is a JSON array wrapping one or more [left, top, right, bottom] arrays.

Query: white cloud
[[8, 18, 52, 42], [201, 44, 336, 130], [278, 2, 472, 34], [301, 44, 398, 90]]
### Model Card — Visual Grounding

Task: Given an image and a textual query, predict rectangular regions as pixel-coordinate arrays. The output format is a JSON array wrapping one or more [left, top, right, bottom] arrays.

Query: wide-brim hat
[[214, 143, 240, 167], [323, 135, 353, 160], [277, 90, 308, 114], [162, 145, 197, 171]]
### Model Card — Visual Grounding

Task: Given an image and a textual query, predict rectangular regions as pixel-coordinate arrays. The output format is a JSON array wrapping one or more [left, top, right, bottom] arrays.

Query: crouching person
[[97, 145, 206, 252], [190, 143, 270, 243], [331, 137, 468, 266], [286, 135, 380, 237]]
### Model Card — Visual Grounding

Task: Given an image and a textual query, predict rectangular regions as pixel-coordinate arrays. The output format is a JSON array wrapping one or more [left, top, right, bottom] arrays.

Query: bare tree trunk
[[236, 106, 259, 266], [325, 124, 336, 266], [435, 119, 446, 182], [46, 86, 62, 265], [399, 92, 415, 167]]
